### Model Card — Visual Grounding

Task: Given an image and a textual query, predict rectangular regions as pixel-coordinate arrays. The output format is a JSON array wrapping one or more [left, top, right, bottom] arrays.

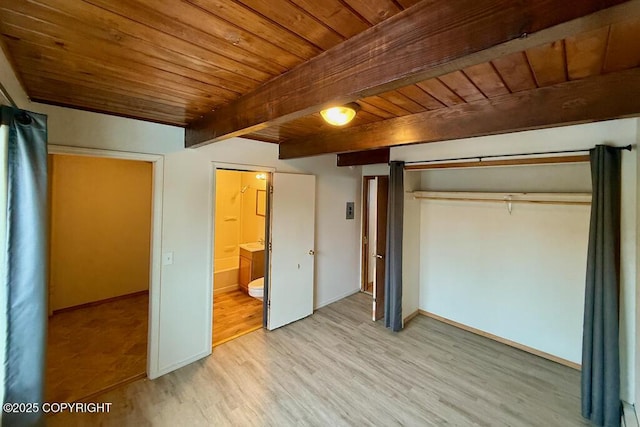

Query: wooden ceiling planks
[[77, 0, 284, 78], [565, 27, 610, 79], [438, 71, 486, 103], [525, 41, 568, 86], [28, 0, 270, 85], [342, 0, 403, 25], [124, 0, 299, 70], [287, 0, 370, 39], [463, 63, 510, 98], [491, 52, 538, 93], [2, 0, 640, 143], [363, 95, 413, 117], [0, 6, 248, 99], [603, 17, 640, 72], [378, 91, 428, 114], [185, 0, 321, 60], [234, 0, 346, 50], [416, 79, 466, 108], [0, 12, 245, 98], [396, 85, 446, 111]]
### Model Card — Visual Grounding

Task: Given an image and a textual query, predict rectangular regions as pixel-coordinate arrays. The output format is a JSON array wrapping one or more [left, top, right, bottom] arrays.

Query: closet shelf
[[411, 191, 592, 206]]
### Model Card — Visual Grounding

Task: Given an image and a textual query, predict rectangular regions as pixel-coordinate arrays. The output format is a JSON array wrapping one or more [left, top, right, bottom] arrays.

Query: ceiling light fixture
[[320, 102, 360, 126]]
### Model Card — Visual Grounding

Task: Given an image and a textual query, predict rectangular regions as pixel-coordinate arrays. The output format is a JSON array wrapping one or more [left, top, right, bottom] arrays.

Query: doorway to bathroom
[[361, 175, 388, 321], [212, 168, 270, 347]]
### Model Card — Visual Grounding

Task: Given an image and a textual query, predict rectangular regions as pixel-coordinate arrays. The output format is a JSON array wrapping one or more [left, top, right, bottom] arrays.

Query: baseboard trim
[[419, 310, 581, 371], [403, 309, 420, 325], [315, 288, 361, 310], [52, 290, 149, 315], [213, 284, 239, 295]]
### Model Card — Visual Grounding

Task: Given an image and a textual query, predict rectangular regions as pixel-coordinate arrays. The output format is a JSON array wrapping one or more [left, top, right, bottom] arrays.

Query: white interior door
[[268, 172, 316, 330]]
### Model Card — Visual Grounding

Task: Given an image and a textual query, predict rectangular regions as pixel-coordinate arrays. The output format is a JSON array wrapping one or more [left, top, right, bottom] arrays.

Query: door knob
[[375, 254, 384, 259], [308, 250, 315, 255]]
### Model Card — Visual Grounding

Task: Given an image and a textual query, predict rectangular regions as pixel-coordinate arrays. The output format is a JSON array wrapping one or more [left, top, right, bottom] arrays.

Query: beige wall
[[213, 170, 242, 271], [240, 172, 266, 244], [49, 155, 152, 310]]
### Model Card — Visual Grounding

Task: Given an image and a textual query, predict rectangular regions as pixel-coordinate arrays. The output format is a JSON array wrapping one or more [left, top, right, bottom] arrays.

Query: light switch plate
[[163, 252, 174, 265], [346, 202, 355, 220]]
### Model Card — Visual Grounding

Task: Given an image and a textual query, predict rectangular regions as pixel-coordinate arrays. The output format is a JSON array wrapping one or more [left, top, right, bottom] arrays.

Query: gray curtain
[[2, 106, 48, 427], [581, 145, 621, 427], [384, 161, 404, 332]]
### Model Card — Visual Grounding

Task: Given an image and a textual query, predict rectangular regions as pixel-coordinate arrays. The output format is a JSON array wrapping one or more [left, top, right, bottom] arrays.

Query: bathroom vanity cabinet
[[239, 246, 264, 294]]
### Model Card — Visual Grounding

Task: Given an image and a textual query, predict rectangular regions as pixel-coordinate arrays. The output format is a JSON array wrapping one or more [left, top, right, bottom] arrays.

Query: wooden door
[[268, 173, 316, 330], [373, 176, 388, 321]]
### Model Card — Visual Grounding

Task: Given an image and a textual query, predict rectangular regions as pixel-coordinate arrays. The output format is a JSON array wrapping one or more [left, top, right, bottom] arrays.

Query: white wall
[[621, 147, 638, 400], [419, 163, 592, 193], [392, 120, 638, 402], [419, 199, 589, 363], [402, 172, 421, 319]]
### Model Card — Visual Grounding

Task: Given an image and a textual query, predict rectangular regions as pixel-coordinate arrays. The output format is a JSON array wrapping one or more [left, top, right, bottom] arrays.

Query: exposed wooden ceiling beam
[[185, 0, 639, 148], [278, 67, 640, 159], [337, 148, 390, 167]]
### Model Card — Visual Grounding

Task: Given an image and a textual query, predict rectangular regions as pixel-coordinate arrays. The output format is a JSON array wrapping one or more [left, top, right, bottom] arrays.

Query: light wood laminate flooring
[[213, 290, 263, 347], [49, 292, 588, 426], [46, 293, 148, 403]]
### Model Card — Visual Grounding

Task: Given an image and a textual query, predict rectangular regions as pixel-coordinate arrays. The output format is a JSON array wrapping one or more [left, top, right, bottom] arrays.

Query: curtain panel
[[1, 105, 48, 427], [581, 145, 622, 427], [384, 161, 404, 332]]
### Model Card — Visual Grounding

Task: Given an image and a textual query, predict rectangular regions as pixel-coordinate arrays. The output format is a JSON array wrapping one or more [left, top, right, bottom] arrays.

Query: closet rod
[[413, 196, 591, 206], [405, 155, 589, 170], [404, 145, 632, 166]]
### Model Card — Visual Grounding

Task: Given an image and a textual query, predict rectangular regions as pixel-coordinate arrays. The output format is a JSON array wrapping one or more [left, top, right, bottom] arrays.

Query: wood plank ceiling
[[0, 0, 420, 126], [1, 1, 640, 157]]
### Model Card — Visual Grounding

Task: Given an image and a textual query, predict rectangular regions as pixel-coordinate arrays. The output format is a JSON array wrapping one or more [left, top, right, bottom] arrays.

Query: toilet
[[248, 277, 264, 300]]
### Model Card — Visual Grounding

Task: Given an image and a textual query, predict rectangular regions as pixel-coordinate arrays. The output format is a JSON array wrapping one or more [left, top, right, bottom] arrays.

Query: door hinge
[[363, 236, 368, 245], [268, 242, 272, 251], [269, 185, 274, 194]]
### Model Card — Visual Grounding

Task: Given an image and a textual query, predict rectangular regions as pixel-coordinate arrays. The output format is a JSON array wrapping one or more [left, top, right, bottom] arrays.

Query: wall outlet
[[163, 252, 174, 265], [346, 202, 355, 220]]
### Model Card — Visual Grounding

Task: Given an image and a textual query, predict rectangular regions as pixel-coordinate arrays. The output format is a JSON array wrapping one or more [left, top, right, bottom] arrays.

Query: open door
[[268, 173, 316, 330], [373, 176, 388, 320]]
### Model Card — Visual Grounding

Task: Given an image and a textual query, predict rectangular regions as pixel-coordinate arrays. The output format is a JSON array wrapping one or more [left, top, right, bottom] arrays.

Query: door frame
[[361, 175, 389, 320], [361, 176, 375, 293], [47, 144, 164, 379], [210, 162, 275, 337]]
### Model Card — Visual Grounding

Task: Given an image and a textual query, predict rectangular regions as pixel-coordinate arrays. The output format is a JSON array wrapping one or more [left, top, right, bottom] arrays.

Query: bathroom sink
[[239, 242, 265, 252]]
